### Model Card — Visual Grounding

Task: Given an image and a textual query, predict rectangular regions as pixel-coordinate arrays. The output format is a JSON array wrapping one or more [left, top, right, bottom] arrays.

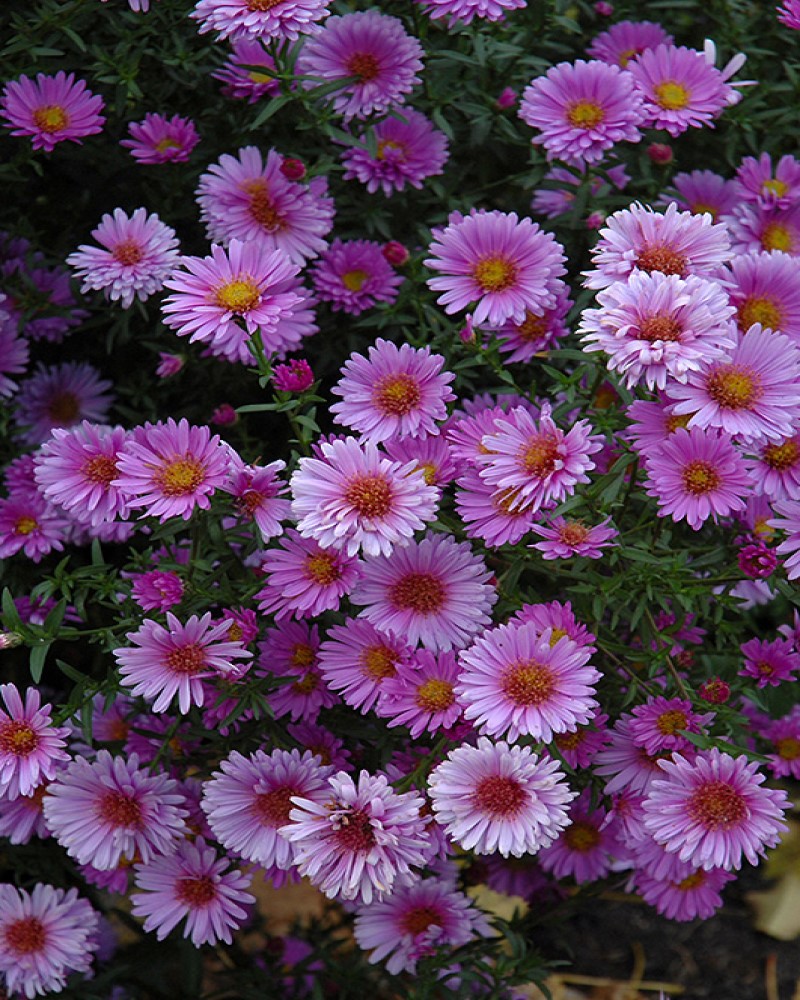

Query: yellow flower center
[[654, 81, 691, 110], [472, 255, 517, 293], [656, 709, 688, 736], [706, 365, 760, 410], [566, 100, 605, 129], [360, 644, 398, 681], [761, 222, 795, 253], [372, 373, 421, 416], [154, 137, 182, 153], [32, 104, 69, 132], [215, 279, 260, 314], [377, 139, 405, 160], [564, 822, 601, 852], [501, 660, 553, 706], [762, 178, 789, 197], [155, 457, 205, 496], [762, 438, 799, 471], [681, 460, 722, 496], [14, 516, 38, 536], [737, 295, 783, 332], [775, 737, 800, 760], [341, 269, 369, 292], [415, 678, 455, 712]]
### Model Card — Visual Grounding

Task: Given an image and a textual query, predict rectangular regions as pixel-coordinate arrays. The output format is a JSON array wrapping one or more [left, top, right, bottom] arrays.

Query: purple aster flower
[[42, 749, 188, 870], [113, 417, 231, 522], [202, 748, 333, 868], [427, 737, 576, 856], [385, 434, 460, 489], [770, 499, 800, 579], [634, 864, 734, 921], [354, 877, 489, 975], [537, 791, 615, 883], [281, 769, 430, 903], [659, 168, 740, 220], [0, 884, 99, 998], [725, 203, 800, 257], [341, 109, 449, 197], [330, 338, 455, 443], [587, 19, 673, 67], [33, 421, 130, 526], [0, 493, 68, 562], [120, 112, 199, 164], [552, 713, 611, 769], [114, 612, 252, 714], [583, 202, 732, 290], [642, 748, 789, 871], [0, 306, 29, 397], [129, 569, 184, 613], [161, 239, 303, 364], [665, 324, 800, 443], [67, 207, 180, 308], [490, 285, 572, 362], [132, 837, 254, 946], [519, 59, 645, 165], [723, 250, 800, 338], [350, 532, 497, 652], [457, 620, 600, 742], [778, 0, 800, 29], [763, 709, 800, 778], [629, 696, 714, 755], [376, 649, 463, 737], [531, 162, 630, 220], [191, 0, 331, 43], [272, 357, 314, 392], [221, 458, 290, 541], [417, 0, 525, 26], [212, 39, 280, 102], [454, 467, 537, 547], [579, 271, 736, 390], [0, 684, 69, 800], [424, 209, 566, 326], [288, 721, 352, 772], [14, 361, 113, 445], [0, 71, 104, 152], [296, 11, 424, 121], [257, 620, 337, 722], [197, 146, 335, 264], [530, 515, 618, 559], [311, 239, 403, 315], [0, 782, 51, 843], [739, 636, 800, 688], [746, 434, 800, 500], [289, 436, 439, 558], [512, 599, 597, 650], [735, 153, 800, 210]]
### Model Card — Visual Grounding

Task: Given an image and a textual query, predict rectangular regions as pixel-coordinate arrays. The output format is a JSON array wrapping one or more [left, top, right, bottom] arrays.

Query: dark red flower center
[[636, 244, 687, 277], [0, 721, 39, 756], [254, 785, 298, 827], [473, 775, 527, 817], [389, 572, 446, 614], [335, 808, 376, 851], [47, 391, 80, 424], [638, 314, 683, 342], [243, 179, 286, 232], [166, 642, 207, 675], [687, 780, 748, 829], [5, 916, 46, 955], [563, 822, 601, 852], [176, 875, 217, 906], [98, 790, 142, 828], [82, 453, 118, 487], [400, 905, 442, 936], [112, 240, 144, 266], [344, 474, 393, 518], [346, 53, 381, 82]]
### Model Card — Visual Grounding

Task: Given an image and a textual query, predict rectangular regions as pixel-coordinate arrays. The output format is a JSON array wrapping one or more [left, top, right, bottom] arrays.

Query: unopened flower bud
[[382, 241, 410, 267], [496, 87, 517, 110], [280, 157, 306, 181], [211, 403, 238, 426], [647, 142, 673, 165], [698, 678, 730, 704]]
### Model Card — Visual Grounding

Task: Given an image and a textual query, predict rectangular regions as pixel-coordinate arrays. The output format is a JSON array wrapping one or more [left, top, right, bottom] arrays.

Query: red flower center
[[234, 489, 266, 517], [400, 905, 442, 936], [5, 916, 46, 955], [176, 875, 217, 906], [501, 660, 554, 706], [706, 364, 761, 410], [346, 53, 381, 82], [636, 244, 687, 277], [372, 373, 422, 417], [415, 678, 455, 712], [0, 721, 39, 757], [389, 572, 446, 614], [473, 775, 527, 817], [98, 790, 142, 828], [638, 313, 683, 342], [254, 785, 298, 827], [334, 808, 376, 851], [344, 474, 393, 518], [112, 240, 144, 266], [687, 779, 748, 829], [155, 457, 205, 497], [564, 821, 601, 852], [737, 295, 783, 333], [360, 644, 399, 681], [165, 642, 207, 675], [681, 459, 721, 496], [304, 552, 341, 586]]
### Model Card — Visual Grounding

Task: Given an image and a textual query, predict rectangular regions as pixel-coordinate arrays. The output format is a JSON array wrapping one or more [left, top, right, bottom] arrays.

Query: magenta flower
[[121, 112, 199, 163], [770, 500, 800, 579], [156, 352, 183, 378], [130, 569, 184, 612], [660, 168, 740, 220], [519, 59, 645, 165], [512, 599, 597, 650], [330, 338, 455, 442], [537, 791, 615, 883], [778, 0, 800, 29], [132, 837, 253, 946], [350, 532, 497, 652], [491, 285, 572, 362], [428, 738, 575, 856], [0, 684, 69, 800], [587, 19, 673, 67], [212, 39, 280, 102], [114, 612, 252, 714], [42, 750, 188, 870], [746, 434, 800, 501], [311, 239, 403, 315], [0, 72, 104, 152], [67, 207, 180, 308], [273, 357, 314, 392], [553, 713, 612, 769], [341, 109, 449, 197], [629, 696, 714, 755], [724, 250, 800, 338], [642, 749, 788, 871], [417, 0, 525, 25], [530, 515, 618, 559], [665, 324, 800, 443], [634, 864, 734, 921], [202, 749, 333, 868], [354, 877, 489, 975], [161, 239, 303, 364], [764, 710, 800, 778], [191, 0, 331, 43], [289, 436, 439, 558], [221, 458, 290, 541], [113, 417, 231, 522], [281, 769, 430, 903], [454, 467, 537, 548], [296, 11, 424, 121], [593, 714, 681, 796], [258, 620, 337, 723], [0, 784, 51, 844], [376, 649, 464, 738], [739, 636, 800, 688], [457, 620, 600, 742], [0, 884, 99, 999], [424, 209, 566, 326], [735, 153, 800, 210], [725, 203, 800, 257], [0, 308, 29, 397], [14, 361, 113, 445], [0, 493, 68, 563]]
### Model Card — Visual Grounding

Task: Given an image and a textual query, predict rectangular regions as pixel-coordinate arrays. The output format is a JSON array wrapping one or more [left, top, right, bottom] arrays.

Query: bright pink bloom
[[490, 285, 572, 362], [221, 459, 290, 542], [735, 153, 800, 209], [723, 250, 800, 339], [454, 467, 537, 547], [212, 38, 280, 102], [0, 72, 104, 152], [660, 168, 739, 220], [425, 209, 566, 326], [698, 678, 731, 705], [530, 515, 617, 559], [519, 59, 645, 165], [191, 0, 331, 42], [130, 569, 184, 612], [0, 685, 69, 801], [427, 738, 576, 856], [416, 0, 525, 25], [156, 352, 183, 377], [317, 619, 413, 714], [763, 710, 800, 778], [311, 239, 403, 315], [0, 493, 68, 562], [121, 112, 199, 164], [746, 434, 800, 500], [376, 649, 463, 737], [778, 0, 800, 28], [770, 499, 800, 579], [296, 11, 424, 121], [383, 240, 410, 266], [257, 620, 336, 722], [634, 864, 734, 921], [738, 539, 778, 578], [538, 791, 615, 883], [739, 636, 800, 688], [14, 361, 113, 445], [587, 19, 673, 67], [725, 203, 800, 257], [273, 357, 314, 392]]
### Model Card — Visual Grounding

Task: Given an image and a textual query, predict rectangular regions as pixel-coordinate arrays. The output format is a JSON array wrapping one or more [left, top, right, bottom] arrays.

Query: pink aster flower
[[191, 0, 331, 43], [330, 338, 454, 443], [644, 427, 751, 529], [530, 515, 618, 559], [289, 436, 439, 558], [296, 11, 424, 121], [634, 864, 734, 921], [42, 750, 188, 870], [425, 209, 566, 326], [114, 612, 252, 714], [376, 649, 463, 738], [587, 19, 673, 67], [427, 738, 576, 857], [642, 748, 789, 871], [132, 837, 253, 946], [212, 39, 280, 102], [350, 532, 497, 652], [0, 493, 68, 562], [273, 357, 314, 392], [0, 884, 99, 999], [593, 714, 682, 796], [490, 285, 572, 362], [161, 239, 303, 364], [120, 112, 199, 164], [341, 109, 449, 197], [583, 202, 732, 290], [156, 352, 183, 378], [417, 0, 525, 26], [531, 162, 630, 220], [34, 421, 130, 526], [0, 71, 104, 152], [311, 239, 403, 315], [0, 684, 69, 801], [627, 44, 738, 136], [770, 499, 800, 579], [735, 153, 800, 210], [629, 697, 714, 756], [129, 569, 184, 612], [0, 308, 28, 398], [258, 620, 337, 722], [746, 434, 800, 500], [476, 403, 603, 513], [0, 783, 51, 844], [67, 206, 180, 308], [113, 417, 231, 522], [665, 324, 800, 443], [778, 0, 800, 28], [538, 791, 615, 883], [202, 748, 333, 869], [552, 713, 611, 769], [14, 361, 113, 445], [354, 877, 489, 975], [456, 620, 600, 742], [723, 251, 800, 338], [519, 59, 645, 165], [763, 709, 800, 778], [221, 458, 290, 541], [281, 769, 430, 903], [256, 529, 360, 619], [454, 467, 537, 548], [659, 169, 740, 220], [725, 203, 800, 257], [739, 636, 800, 688], [579, 271, 736, 389]]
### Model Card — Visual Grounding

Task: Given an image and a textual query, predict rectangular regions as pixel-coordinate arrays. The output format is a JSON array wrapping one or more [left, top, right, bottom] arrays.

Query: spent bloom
[[0, 684, 70, 801], [0, 71, 105, 152], [121, 112, 199, 163], [311, 239, 403, 315]]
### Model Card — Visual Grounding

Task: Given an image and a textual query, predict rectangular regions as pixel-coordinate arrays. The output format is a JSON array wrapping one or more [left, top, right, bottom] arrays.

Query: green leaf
[[29, 643, 52, 684]]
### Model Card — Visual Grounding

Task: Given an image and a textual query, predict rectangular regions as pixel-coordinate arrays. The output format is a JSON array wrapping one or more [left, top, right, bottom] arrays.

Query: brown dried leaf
[[748, 871, 800, 940]]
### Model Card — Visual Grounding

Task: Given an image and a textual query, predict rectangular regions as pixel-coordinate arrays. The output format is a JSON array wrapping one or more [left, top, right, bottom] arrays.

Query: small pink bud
[[586, 210, 606, 230], [382, 241, 410, 267], [698, 678, 730, 704], [647, 142, 673, 165], [594, 1, 614, 14], [496, 87, 517, 110], [156, 353, 183, 378], [211, 403, 238, 426], [273, 358, 315, 393], [458, 314, 476, 344], [280, 157, 306, 181]]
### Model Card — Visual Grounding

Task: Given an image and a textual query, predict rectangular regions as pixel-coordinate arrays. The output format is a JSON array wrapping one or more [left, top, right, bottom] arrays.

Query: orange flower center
[[360, 644, 399, 681], [639, 314, 683, 342], [473, 775, 527, 816], [291, 643, 316, 669], [304, 552, 341, 586], [521, 434, 560, 477], [737, 295, 783, 332], [761, 222, 795, 254], [675, 870, 706, 891], [13, 516, 38, 536], [155, 457, 205, 496], [681, 460, 722, 496], [292, 672, 319, 695], [389, 572, 446, 614], [415, 678, 455, 712], [113, 240, 144, 266], [775, 737, 800, 760], [344, 474, 393, 518], [472, 255, 517, 293], [165, 642, 207, 675], [32, 104, 69, 132], [242, 179, 286, 232], [346, 53, 381, 82], [690, 201, 719, 219], [558, 521, 589, 546], [377, 139, 405, 160], [372, 373, 421, 416], [554, 729, 584, 751], [501, 660, 554, 706], [515, 310, 549, 342], [706, 365, 760, 410], [656, 709, 688, 735], [0, 721, 39, 756], [654, 81, 691, 110], [566, 100, 605, 129], [564, 822, 601, 852], [215, 278, 260, 314], [687, 780, 747, 829], [636, 244, 687, 277], [154, 136, 182, 153], [176, 876, 217, 906], [5, 917, 47, 955], [83, 453, 118, 487], [665, 412, 692, 434], [762, 438, 799, 471]]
